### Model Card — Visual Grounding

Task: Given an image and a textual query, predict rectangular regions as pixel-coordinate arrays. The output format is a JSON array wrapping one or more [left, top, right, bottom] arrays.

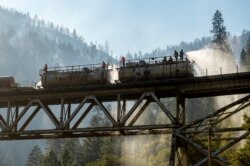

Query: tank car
[[40, 63, 113, 88], [0, 76, 18, 88], [118, 56, 193, 82]]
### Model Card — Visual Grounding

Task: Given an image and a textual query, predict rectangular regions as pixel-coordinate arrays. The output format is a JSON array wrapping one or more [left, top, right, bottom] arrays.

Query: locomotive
[[39, 56, 194, 88]]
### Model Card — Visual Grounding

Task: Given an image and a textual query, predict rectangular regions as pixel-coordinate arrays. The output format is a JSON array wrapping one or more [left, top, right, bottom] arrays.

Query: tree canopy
[[211, 10, 227, 44]]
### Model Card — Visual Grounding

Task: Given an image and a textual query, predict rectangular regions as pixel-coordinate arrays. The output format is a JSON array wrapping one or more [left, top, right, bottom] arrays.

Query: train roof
[[0, 76, 15, 79]]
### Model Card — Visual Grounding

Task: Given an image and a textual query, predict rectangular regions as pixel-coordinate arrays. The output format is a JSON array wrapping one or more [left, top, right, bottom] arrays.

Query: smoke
[[187, 45, 249, 146], [108, 64, 118, 83], [187, 45, 241, 76]]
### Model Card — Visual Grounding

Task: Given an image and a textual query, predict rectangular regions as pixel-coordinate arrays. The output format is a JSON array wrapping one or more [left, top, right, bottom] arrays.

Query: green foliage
[[60, 139, 80, 166], [246, 35, 250, 56], [43, 150, 60, 166], [210, 10, 233, 54], [61, 150, 75, 166], [245, 35, 250, 67], [228, 115, 250, 165], [211, 10, 227, 44], [45, 139, 64, 160], [26, 145, 43, 166], [240, 48, 247, 66], [243, 114, 250, 130], [86, 154, 122, 166]]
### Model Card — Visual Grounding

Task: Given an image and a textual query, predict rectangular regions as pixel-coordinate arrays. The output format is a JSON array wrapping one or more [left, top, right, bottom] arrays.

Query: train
[[0, 56, 194, 89], [39, 56, 194, 88]]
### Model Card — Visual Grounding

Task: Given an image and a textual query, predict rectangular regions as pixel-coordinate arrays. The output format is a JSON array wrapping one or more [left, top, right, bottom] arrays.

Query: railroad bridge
[[1, 72, 250, 165]]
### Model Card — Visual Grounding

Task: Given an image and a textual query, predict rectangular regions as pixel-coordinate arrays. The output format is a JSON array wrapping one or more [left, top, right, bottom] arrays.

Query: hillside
[[0, 6, 116, 83]]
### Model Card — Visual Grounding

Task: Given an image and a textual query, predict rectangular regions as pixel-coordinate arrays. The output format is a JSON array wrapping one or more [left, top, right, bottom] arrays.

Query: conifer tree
[[246, 35, 250, 59], [43, 150, 60, 166], [60, 139, 80, 165], [26, 145, 43, 166], [211, 10, 227, 44], [61, 149, 75, 166], [240, 48, 247, 66], [45, 139, 64, 160], [210, 10, 232, 53]]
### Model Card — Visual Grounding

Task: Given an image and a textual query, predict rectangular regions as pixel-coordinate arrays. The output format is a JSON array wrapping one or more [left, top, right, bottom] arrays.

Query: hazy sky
[[1, 0, 250, 56]]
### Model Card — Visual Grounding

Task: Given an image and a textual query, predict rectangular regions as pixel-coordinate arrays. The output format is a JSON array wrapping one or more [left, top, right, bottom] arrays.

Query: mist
[[187, 45, 240, 76], [187, 45, 249, 132]]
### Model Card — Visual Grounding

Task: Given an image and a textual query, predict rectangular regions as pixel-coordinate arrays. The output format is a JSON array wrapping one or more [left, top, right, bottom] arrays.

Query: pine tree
[[45, 139, 64, 160], [61, 149, 75, 166], [26, 145, 43, 166], [60, 139, 80, 165], [210, 10, 233, 53], [240, 48, 247, 66], [43, 150, 60, 166], [211, 10, 227, 44], [246, 35, 250, 61]]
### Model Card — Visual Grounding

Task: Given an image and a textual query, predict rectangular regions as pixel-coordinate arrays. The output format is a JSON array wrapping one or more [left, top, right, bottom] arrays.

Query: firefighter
[[44, 64, 48, 73], [163, 56, 167, 63], [169, 56, 173, 62], [102, 61, 106, 70], [180, 49, 184, 61], [174, 50, 178, 61], [121, 56, 125, 67]]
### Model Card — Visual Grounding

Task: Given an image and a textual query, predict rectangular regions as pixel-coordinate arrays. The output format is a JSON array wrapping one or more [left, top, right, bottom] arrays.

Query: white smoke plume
[[187, 45, 242, 76], [187, 45, 249, 147]]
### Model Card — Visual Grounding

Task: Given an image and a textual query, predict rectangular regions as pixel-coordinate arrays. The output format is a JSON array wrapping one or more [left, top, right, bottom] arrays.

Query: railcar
[[0, 76, 18, 88], [118, 56, 194, 83], [39, 64, 113, 88]]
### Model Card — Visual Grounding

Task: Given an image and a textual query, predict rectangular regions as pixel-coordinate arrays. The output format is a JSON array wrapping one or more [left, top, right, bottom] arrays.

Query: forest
[[0, 5, 250, 166]]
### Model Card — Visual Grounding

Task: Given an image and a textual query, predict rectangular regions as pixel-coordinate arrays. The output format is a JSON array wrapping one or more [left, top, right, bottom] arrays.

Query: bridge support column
[[121, 99, 126, 120], [60, 98, 64, 124], [169, 130, 177, 166], [176, 94, 185, 125], [6, 101, 11, 127], [176, 94, 188, 166], [117, 94, 121, 124], [14, 105, 19, 131]]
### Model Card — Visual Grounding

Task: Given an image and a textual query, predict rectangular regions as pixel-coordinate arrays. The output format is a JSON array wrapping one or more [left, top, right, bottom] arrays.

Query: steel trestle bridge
[[1, 72, 250, 165]]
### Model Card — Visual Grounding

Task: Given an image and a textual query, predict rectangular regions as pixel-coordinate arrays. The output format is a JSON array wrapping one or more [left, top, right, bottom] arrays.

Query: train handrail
[[40, 63, 114, 76]]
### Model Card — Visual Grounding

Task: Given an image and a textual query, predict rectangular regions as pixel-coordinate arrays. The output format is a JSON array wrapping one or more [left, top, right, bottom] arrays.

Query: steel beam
[[19, 106, 41, 131], [128, 100, 150, 126], [120, 92, 147, 125], [8, 101, 33, 131], [63, 98, 88, 128], [72, 103, 94, 129], [150, 92, 176, 124], [92, 96, 117, 126], [180, 94, 250, 131], [38, 100, 60, 128]]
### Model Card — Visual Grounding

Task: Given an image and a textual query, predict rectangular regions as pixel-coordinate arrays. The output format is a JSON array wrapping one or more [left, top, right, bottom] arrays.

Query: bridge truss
[[0, 72, 250, 165]]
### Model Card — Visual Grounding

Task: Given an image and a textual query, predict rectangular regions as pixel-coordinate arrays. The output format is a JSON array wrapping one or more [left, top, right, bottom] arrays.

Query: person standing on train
[[174, 50, 178, 61], [169, 56, 173, 62], [44, 64, 48, 73], [102, 61, 106, 70], [121, 56, 125, 67], [180, 49, 184, 61]]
